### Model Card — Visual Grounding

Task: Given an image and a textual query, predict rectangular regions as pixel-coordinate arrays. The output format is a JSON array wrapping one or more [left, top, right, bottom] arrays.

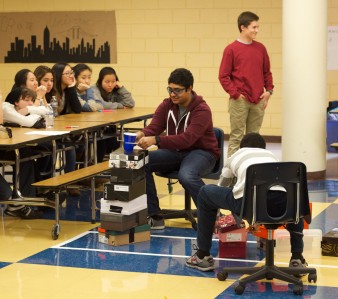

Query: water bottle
[[45, 104, 54, 128], [51, 96, 58, 117]]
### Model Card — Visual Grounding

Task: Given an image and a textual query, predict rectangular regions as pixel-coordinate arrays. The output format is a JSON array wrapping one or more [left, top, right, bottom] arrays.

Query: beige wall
[[1, 0, 338, 136]]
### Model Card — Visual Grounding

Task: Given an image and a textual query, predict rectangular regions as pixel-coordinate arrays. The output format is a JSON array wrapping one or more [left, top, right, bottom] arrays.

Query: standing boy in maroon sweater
[[136, 68, 220, 229], [219, 11, 274, 157]]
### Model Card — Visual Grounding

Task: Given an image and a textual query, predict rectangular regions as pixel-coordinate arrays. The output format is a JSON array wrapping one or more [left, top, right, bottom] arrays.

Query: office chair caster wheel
[[293, 285, 303, 295], [234, 283, 245, 295], [51, 224, 59, 240], [217, 271, 228, 281], [308, 273, 317, 283]]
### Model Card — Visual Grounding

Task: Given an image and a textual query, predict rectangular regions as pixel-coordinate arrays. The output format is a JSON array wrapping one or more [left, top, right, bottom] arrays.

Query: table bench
[[32, 160, 111, 239]]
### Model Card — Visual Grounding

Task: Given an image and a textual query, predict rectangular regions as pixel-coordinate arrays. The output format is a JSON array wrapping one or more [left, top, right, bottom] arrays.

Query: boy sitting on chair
[[186, 132, 308, 272], [136, 68, 220, 229]]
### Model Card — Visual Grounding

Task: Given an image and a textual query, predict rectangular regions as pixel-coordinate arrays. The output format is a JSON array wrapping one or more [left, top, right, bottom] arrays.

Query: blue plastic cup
[[123, 132, 137, 153]]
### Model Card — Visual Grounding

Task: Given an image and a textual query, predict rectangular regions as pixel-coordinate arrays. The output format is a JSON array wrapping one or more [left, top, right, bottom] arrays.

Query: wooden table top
[[54, 107, 154, 124], [0, 127, 67, 150], [0, 107, 154, 151], [52, 120, 108, 132], [0, 121, 107, 150]]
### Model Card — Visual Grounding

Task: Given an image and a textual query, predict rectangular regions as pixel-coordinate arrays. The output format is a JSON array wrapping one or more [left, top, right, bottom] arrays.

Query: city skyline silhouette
[[5, 26, 110, 63]]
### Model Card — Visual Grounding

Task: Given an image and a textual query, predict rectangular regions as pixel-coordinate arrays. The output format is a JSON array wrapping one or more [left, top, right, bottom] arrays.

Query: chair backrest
[[240, 162, 311, 227], [205, 127, 224, 180]]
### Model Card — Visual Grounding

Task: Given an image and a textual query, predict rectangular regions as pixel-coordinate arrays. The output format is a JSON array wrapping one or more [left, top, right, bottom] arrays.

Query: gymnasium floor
[[1, 143, 338, 299]]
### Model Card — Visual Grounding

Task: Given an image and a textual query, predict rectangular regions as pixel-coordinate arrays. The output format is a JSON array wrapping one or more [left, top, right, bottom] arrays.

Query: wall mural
[[0, 11, 117, 63]]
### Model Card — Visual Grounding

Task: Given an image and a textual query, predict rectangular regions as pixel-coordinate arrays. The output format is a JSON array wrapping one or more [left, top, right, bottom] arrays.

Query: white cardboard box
[[100, 194, 147, 215], [108, 156, 149, 169], [274, 229, 322, 258], [109, 149, 148, 161]]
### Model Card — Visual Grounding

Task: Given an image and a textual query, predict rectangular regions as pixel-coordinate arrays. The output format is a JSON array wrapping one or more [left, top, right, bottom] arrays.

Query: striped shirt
[[219, 147, 279, 199]]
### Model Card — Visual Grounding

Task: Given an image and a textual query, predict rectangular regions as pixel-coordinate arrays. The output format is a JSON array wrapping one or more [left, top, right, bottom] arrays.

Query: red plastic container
[[218, 227, 247, 258], [219, 240, 247, 258]]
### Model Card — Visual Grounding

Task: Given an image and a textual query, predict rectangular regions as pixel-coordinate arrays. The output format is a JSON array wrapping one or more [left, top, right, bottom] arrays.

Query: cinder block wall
[[1, 0, 338, 137]]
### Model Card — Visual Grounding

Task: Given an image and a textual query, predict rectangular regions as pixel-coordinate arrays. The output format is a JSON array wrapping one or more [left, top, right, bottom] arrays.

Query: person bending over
[[186, 133, 307, 272]]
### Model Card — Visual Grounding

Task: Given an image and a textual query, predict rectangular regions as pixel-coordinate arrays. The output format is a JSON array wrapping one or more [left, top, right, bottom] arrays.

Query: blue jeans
[[145, 149, 217, 216], [62, 142, 83, 173], [197, 185, 304, 255]]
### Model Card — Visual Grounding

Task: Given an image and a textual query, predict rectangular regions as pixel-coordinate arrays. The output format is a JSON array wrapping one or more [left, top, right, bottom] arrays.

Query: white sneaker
[[289, 258, 308, 277]]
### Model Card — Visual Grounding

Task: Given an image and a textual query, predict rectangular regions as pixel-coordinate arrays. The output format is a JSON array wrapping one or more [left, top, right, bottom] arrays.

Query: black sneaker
[[38, 191, 67, 211], [5, 206, 43, 219], [43, 191, 67, 205], [148, 216, 165, 230], [67, 189, 81, 197]]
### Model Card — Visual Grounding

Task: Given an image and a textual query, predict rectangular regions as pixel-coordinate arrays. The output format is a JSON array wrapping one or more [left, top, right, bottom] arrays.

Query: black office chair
[[156, 127, 224, 230], [217, 162, 317, 295]]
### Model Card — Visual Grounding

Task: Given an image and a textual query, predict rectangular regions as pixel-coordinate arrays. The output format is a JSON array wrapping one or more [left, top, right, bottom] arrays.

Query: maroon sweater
[[142, 91, 220, 160], [219, 40, 274, 104]]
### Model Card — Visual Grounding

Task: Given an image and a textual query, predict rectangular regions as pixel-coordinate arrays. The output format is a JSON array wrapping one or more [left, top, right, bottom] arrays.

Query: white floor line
[[49, 231, 338, 270], [51, 230, 95, 248], [51, 245, 338, 269]]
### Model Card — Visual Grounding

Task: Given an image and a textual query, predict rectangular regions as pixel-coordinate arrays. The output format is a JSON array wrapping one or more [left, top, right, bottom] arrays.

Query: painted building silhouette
[[5, 26, 110, 63]]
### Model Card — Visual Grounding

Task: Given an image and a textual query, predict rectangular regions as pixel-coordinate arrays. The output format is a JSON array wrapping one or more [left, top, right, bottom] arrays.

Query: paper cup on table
[[123, 132, 137, 153]]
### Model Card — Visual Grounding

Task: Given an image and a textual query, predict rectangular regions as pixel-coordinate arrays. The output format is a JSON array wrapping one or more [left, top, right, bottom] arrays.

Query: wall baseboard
[[307, 170, 326, 180], [223, 134, 281, 143]]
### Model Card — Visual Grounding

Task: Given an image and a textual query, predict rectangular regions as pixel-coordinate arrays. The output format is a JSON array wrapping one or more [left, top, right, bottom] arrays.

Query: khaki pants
[[227, 98, 265, 157]]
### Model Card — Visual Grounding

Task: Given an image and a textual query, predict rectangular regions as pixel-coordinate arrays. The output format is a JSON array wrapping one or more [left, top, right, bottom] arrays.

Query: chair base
[[218, 264, 317, 295], [218, 237, 317, 295], [161, 208, 197, 230]]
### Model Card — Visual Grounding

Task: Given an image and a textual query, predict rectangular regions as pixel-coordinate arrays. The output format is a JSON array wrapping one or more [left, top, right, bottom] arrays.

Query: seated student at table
[[185, 133, 308, 272], [52, 62, 82, 116], [91, 66, 135, 109], [4, 86, 50, 181], [52, 62, 82, 189], [73, 63, 115, 163], [11, 68, 48, 107], [34, 65, 68, 182], [92, 67, 135, 159], [73, 63, 103, 112], [34, 65, 57, 104], [136, 68, 220, 229], [7, 70, 54, 182], [0, 88, 42, 218]]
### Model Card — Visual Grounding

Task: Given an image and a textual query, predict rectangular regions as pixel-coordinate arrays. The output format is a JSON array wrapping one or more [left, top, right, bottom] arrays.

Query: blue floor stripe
[[0, 262, 11, 269]]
